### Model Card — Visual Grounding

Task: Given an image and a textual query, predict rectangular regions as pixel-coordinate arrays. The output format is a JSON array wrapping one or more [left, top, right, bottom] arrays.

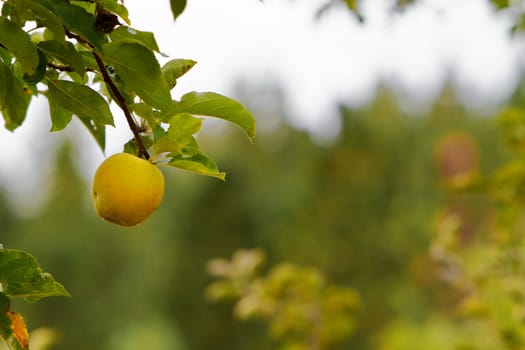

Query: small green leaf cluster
[[0, 0, 255, 179], [0, 247, 70, 350], [206, 249, 361, 350]]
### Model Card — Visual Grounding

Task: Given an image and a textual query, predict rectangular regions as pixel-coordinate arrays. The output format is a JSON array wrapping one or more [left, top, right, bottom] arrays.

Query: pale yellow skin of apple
[[92, 153, 165, 226]]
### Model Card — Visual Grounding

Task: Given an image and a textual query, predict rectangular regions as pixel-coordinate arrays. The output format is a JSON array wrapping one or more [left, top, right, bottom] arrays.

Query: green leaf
[[491, 0, 509, 9], [162, 59, 196, 89], [132, 103, 160, 127], [170, 0, 187, 21], [184, 136, 201, 154], [166, 152, 226, 180], [0, 17, 39, 74], [33, 0, 106, 51], [104, 42, 172, 110], [167, 113, 202, 142], [0, 248, 70, 303], [48, 95, 73, 131], [78, 49, 99, 71], [171, 91, 256, 140], [123, 135, 153, 156], [0, 64, 31, 131], [154, 113, 202, 154], [110, 26, 160, 52], [0, 47, 13, 64], [0, 293, 8, 313], [70, 0, 96, 13], [22, 49, 47, 84], [38, 40, 86, 76], [24, 0, 66, 40], [47, 79, 114, 125], [78, 116, 106, 151], [0, 64, 14, 111]]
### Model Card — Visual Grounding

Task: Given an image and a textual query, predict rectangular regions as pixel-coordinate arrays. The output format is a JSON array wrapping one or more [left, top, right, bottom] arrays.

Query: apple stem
[[92, 52, 150, 160]]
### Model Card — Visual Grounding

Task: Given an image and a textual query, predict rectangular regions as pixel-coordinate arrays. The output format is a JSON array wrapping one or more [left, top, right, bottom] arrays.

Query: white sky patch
[[124, 0, 521, 128]]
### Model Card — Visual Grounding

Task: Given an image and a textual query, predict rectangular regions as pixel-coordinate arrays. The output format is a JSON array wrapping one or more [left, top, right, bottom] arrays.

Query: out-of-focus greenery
[[0, 85, 513, 349], [206, 248, 361, 350]]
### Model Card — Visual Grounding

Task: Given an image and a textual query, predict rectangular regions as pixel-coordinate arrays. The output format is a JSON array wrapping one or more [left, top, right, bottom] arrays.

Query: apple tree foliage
[[0, 0, 255, 348]]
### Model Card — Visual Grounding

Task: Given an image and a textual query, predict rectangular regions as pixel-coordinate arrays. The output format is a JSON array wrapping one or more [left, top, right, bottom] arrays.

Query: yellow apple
[[92, 153, 165, 226]]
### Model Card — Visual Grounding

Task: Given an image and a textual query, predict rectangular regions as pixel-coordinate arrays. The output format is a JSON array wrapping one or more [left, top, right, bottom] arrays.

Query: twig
[[65, 30, 85, 43], [47, 62, 96, 73], [64, 30, 150, 159], [92, 51, 150, 159], [47, 62, 74, 72]]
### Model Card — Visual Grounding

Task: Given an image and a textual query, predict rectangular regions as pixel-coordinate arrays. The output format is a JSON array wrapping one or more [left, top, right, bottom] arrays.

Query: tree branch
[[47, 62, 96, 73], [64, 30, 149, 158], [47, 62, 74, 72], [92, 51, 150, 159]]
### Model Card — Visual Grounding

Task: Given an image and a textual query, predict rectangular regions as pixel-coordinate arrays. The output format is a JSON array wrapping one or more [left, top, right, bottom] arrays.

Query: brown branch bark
[[65, 30, 149, 159], [92, 52, 150, 159]]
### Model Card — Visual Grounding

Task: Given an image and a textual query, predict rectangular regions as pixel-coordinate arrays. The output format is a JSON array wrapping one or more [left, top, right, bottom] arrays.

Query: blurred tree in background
[[1, 82, 514, 349]]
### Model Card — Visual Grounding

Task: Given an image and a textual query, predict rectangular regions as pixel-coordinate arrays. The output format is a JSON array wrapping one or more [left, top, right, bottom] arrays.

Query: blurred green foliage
[[206, 248, 360, 350], [0, 85, 513, 349]]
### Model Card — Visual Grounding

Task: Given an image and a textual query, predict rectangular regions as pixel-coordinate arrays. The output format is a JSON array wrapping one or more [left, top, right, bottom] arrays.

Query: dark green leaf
[[38, 40, 86, 76], [166, 152, 225, 180], [123, 135, 153, 156], [162, 59, 196, 89], [104, 42, 172, 110], [0, 293, 9, 348], [0, 64, 31, 131], [0, 47, 13, 64], [0, 294, 8, 313], [33, 0, 106, 51], [48, 95, 73, 131], [0, 248, 70, 302], [0, 64, 14, 111], [0, 17, 39, 74], [47, 79, 113, 125], [22, 49, 47, 84], [4, 87, 30, 131], [78, 116, 106, 151], [170, 0, 187, 21], [110, 26, 160, 52], [171, 91, 256, 140]]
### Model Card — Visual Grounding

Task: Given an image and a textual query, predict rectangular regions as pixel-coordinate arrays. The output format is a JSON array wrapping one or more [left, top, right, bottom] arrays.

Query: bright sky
[[126, 0, 520, 133], [0, 0, 521, 213]]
